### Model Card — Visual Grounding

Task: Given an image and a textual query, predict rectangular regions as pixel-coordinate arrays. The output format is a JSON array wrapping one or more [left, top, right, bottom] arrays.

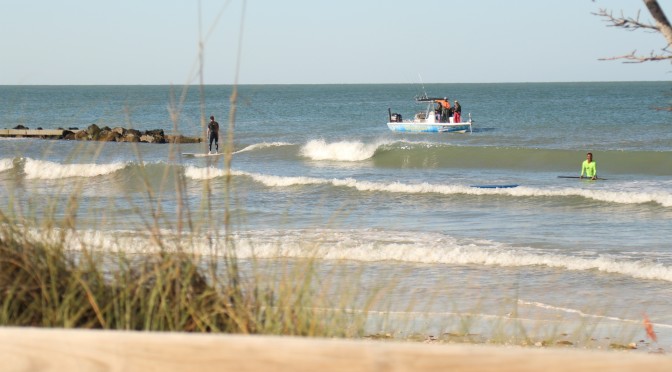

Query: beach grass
[[0, 213, 370, 338]]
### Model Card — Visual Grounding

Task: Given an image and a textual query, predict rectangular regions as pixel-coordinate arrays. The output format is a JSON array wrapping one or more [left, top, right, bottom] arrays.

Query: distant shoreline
[[0, 81, 669, 87]]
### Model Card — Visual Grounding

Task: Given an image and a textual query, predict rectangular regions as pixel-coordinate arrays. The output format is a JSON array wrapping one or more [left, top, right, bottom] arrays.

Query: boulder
[[87, 124, 101, 139], [127, 129, 141, 137], [75, 130, 89, 140], [13, 125, 28, 130], [140, 129, 166, 143], [112, 127, 126, 136], [97, 129, 120, 142], [123, 132, 140, 142], [61, 130, 75, 140]]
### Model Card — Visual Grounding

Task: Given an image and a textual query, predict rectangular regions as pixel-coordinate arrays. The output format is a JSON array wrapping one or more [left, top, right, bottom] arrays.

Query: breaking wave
[[33, 227, 672, 283], [184, 166, 672, 207], [233, 142, 293, 154], [0, 158, 14, 173], [23, 158, 128, 180], [300, 139, 387, 161]]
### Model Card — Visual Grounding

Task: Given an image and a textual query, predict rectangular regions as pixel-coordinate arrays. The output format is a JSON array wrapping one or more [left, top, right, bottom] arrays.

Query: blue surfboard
[[470, 184, 519, 189]]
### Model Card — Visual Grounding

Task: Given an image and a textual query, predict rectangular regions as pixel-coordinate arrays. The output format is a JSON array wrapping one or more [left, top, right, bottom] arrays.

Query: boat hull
[[386, 122, 472, 133]]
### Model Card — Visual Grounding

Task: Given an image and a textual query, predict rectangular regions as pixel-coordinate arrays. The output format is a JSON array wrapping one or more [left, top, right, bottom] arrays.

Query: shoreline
[[1, 327, 671, 372]]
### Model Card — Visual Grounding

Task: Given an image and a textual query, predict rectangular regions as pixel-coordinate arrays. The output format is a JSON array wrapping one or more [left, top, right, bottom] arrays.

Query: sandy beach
[[1, 327, 671, 372]]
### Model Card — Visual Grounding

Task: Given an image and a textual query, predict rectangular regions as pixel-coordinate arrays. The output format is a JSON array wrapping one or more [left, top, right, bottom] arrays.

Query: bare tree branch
[[643, 0, 672, 45], [593, 9, 659, 31], [592, 1, 672, 63], [598, 49, 672, 63], [592, 0, 672, 112]]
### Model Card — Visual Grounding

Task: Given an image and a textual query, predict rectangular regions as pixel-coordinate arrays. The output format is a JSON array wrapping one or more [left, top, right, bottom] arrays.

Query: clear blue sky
[[1, 0, 670, 84]]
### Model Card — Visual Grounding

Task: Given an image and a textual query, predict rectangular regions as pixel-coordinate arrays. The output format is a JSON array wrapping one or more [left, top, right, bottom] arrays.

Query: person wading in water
[[580, 152, 597, 180]]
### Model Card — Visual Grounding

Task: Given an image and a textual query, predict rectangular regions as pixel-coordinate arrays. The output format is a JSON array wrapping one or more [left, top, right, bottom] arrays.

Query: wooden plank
[[0, 327, 670, 372], [25, 129, 64, 136], [0, 129, 64, 137]]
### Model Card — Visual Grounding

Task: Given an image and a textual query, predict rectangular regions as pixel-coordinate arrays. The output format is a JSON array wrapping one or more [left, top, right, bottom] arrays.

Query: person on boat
[[453, 100, 462, 123], [207, 115, 220, 153], [435, 102, 443, 122], [580, 152, 597, 180], [437, 97, 451, 122]]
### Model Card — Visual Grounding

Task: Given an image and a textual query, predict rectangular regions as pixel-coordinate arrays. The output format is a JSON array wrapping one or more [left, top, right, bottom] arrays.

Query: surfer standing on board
[[580, 152, 597, 180], [207, 116, 219, 154]]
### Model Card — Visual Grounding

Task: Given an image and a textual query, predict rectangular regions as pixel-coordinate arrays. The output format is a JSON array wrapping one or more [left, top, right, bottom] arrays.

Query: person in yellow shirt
[[580, 152, 597, 180]]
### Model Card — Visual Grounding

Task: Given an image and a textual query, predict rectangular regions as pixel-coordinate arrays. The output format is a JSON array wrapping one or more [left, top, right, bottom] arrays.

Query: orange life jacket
[[437, 100, 451, 109]]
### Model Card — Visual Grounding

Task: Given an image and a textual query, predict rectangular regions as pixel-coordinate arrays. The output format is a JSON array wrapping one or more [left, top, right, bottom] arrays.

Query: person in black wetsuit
[[207, 116, 219, 153]]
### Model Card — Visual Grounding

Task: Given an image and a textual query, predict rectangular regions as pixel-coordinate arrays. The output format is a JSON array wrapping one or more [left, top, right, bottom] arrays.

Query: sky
[[1, 0, 671, 85]]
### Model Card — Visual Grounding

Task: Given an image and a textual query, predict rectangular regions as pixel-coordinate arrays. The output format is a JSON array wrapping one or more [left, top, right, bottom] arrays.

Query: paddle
[[557, 176, 608, 180]]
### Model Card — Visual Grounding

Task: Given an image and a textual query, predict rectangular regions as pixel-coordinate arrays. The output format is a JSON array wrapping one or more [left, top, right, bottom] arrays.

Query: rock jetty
[[3, 124, 202, 143]]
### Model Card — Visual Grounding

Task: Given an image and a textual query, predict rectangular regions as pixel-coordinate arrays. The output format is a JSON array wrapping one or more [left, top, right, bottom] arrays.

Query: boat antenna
[[417, 73, 428, 100]]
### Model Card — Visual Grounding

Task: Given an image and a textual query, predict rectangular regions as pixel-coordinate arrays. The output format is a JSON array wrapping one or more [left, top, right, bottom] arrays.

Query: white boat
[[387, 95, 473, 133]]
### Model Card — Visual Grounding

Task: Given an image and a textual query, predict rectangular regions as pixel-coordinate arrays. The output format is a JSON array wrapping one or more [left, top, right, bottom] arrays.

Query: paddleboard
[[182, 152, 224, 157], [470, 184, 519, 189], [557, 176, 607, 180]]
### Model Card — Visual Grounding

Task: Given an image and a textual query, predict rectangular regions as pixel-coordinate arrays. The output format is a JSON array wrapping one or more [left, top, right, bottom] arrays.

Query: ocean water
[[1, 82, 671, 346]]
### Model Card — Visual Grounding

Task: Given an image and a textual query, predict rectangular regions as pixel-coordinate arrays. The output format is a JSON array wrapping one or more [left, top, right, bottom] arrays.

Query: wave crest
[[23, 158, 127, 180], [233, 142, 293, 154], [300, 139, 385, 161], [35, 227, 672, 283]]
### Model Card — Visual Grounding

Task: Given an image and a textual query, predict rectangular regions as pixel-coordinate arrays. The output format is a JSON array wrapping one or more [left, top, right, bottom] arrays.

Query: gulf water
[[1, 82, 671, 345]]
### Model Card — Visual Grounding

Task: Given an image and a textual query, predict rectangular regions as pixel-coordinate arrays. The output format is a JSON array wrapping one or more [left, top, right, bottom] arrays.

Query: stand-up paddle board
[[182, 152, 224, 157], [557, 176, 607, 180], [470, 184, 519, 189]]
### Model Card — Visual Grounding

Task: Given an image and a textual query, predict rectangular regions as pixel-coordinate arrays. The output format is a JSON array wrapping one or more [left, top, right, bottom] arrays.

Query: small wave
[[31, 227, 672, 283], [23, 158, 128, 180], [233, 142, 293, 154], [300, 139, 388, 161], [183, 165, 251, 180], [183, 167, 672, 207], [0, 158, 14, 173]]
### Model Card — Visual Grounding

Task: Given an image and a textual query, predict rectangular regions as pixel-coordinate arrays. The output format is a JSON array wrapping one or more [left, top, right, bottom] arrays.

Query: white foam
[[184, 167, 672, 208], [27, 227, 672, 283], [184, 165, 229, 180], [0, 158, 14, 173], [233, 142, 293, 154], [518, 300, 672, 328], [300, 139, 387, 161], [23, 158, 128, 180]]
